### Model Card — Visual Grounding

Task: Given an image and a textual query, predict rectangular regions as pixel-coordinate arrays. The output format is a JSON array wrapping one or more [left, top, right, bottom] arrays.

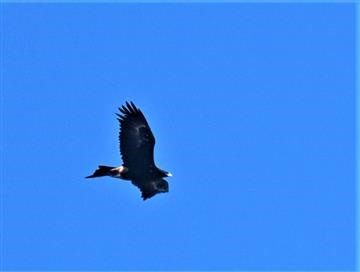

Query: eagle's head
[[158, 168, 172, 178]]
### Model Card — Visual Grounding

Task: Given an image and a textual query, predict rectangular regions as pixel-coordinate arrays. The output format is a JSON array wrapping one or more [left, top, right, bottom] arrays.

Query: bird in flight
[[86, 101, 172, 200]]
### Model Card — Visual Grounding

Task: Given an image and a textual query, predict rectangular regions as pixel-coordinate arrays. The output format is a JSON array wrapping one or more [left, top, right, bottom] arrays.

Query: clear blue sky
[[2, 3, 356, 270]]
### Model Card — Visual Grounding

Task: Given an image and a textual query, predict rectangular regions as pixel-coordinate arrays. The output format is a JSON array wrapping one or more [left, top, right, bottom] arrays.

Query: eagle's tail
[[86, 165, 115, 178]]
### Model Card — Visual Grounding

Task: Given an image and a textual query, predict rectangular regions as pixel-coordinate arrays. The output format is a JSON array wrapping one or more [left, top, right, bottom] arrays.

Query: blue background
[[2, 3, 356, 270]]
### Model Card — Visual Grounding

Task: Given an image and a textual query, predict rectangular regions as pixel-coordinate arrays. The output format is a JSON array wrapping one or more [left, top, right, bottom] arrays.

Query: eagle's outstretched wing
[[132, 179, 169, 200], [133, 181, 159, 200], [116, 102, 155, 176]]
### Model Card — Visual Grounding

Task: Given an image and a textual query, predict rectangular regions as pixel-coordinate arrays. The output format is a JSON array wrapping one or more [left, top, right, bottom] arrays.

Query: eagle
[[86, 101, 172, 200]]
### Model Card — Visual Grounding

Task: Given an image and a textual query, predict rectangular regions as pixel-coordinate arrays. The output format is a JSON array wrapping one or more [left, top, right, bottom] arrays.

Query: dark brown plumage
[[86, 102, 172, 200]]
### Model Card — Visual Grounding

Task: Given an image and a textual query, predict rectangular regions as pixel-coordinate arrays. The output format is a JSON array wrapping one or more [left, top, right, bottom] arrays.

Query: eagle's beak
[[167, 172, 173, 177]]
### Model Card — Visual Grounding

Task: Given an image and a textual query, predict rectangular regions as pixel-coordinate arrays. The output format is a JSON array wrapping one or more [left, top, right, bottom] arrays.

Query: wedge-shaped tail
[[86, 165, 114, 178]]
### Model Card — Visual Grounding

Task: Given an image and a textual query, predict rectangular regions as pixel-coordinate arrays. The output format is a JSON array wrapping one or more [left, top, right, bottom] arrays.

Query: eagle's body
[[86, 102, 171, 200]]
